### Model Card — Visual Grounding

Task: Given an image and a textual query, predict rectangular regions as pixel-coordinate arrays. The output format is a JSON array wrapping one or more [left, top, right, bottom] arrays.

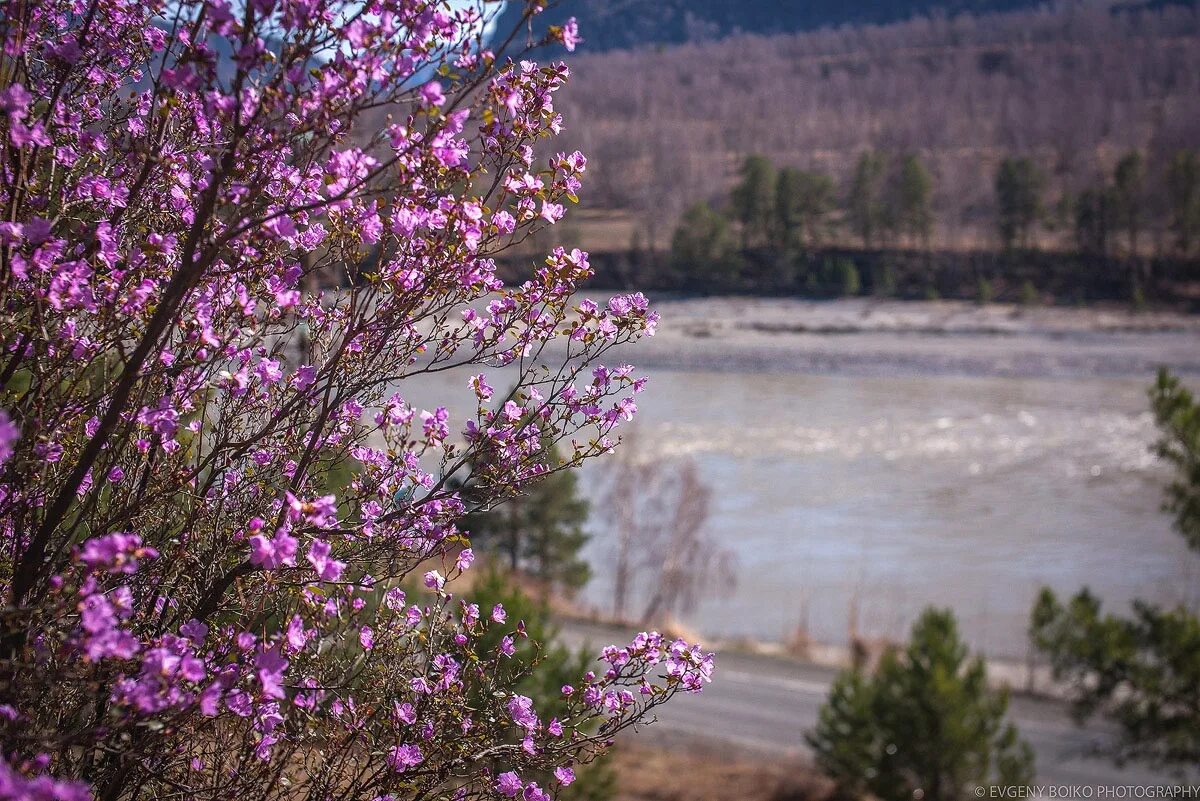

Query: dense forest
[[495, 0, 1137, 53], [549, 4, 1200, 255]]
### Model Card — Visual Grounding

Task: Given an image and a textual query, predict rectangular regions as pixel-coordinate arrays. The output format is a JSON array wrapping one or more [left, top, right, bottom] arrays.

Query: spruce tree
[[466, 569, 618, 800], [776, 167, 835, 250]]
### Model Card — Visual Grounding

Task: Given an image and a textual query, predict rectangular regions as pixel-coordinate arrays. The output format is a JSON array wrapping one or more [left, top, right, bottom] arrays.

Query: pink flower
[[249, 528, 298, 569], [254, 648, 289, 700], [506, 694, 538, 731], [387, 744, 423, 772], [455, 548, 474, 572], [523, 783, 550, 801], [560, 17, 582, 52], [539, 201, 564, 224], [554, 766, 575, 786], [0, 409, 18, 466], [306, 539, 345, 582], [418, 81, 445, 109], [495, 772, 523, 798]]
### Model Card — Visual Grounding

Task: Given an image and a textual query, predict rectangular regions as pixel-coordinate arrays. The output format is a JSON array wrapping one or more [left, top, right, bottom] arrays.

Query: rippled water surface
[[405, 367, 1199, 659]]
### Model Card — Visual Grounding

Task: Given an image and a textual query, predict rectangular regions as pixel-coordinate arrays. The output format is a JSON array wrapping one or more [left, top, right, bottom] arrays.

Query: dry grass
[[610, 739, 836, 801]]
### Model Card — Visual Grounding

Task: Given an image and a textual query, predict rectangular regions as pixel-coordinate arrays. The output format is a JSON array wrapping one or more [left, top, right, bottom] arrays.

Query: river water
[[399, 300, 1200, 660], [573, 369, 1197, 660]]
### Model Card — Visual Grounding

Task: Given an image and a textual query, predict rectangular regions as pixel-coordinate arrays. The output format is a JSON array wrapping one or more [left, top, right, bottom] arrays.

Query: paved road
[[558, 619, 1182, 788]]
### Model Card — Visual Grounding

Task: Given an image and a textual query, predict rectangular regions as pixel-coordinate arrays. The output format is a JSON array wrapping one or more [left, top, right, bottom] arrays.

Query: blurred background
[[430, 1, 1200, 797]]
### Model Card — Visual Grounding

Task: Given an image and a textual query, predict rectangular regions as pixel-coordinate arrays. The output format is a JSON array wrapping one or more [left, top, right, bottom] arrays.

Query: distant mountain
[[496, 0, 1071, 53]]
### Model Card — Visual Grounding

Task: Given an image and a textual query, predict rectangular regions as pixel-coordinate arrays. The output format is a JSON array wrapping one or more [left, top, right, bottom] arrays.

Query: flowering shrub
[[0, 1, 712, 798]]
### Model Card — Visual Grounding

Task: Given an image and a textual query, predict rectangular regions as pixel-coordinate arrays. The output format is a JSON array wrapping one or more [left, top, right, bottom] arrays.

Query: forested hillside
[[547, 4, 1200, 253], [499, 0, 1074, 53]]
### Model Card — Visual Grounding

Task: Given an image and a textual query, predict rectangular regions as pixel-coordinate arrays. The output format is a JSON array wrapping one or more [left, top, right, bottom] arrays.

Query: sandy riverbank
[[607, 297, 1200, 378]]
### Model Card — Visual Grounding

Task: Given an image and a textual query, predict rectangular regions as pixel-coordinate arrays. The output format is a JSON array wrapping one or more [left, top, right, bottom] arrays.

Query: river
[[401, 298, 1200, 660]]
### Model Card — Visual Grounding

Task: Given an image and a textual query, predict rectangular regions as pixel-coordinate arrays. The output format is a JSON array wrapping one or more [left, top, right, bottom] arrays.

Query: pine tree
[[462, 434, 592, 594], [730, 154, 777, 248], [847, 151, 887, 248], [776, 167, 835, 250], [808, 671, 877, 799], [1167, 150, 1200, 257], [466, 569, 617, 800], [670, 202, 738, 288], [995, 157, 1044, 250], [894, 154, 934, 248], [809, 609, 1034, 800], [1074, 185, 1116, 256], [1112, 151, 1145, 256], [1030, 369, 1200, 769]]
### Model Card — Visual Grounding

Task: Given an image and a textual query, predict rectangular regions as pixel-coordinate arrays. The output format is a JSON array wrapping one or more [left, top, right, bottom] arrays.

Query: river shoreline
[[606, 297, 1200, 379]]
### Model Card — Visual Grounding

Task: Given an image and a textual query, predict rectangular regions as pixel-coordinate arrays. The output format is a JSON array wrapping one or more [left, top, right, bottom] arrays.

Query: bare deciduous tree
[[598, 435, 737, 625]]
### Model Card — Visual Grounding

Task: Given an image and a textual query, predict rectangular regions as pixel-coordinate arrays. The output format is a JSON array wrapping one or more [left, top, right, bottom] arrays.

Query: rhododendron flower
[[249, 528, 298, 569], [387, 744, 423, 772], [254, 649, 289, 700], [306, 539, 345, 582], [455, 548, 474, 572], [0, 410, 17, 466], [418, 81, 445, 109], [495, 772, 523, 798], [0, 4, 711, 797], [554, 766, 575, 786], [560, 18, 582, 52], [506, 695, 538, 731]]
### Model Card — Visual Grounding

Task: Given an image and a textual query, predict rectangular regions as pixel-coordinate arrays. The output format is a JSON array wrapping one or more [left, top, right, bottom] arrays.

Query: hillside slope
[[542, 4, 1200, 251], [499, 0, 1125, 53]]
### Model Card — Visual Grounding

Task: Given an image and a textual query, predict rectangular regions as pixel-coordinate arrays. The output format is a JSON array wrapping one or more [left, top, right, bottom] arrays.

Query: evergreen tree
[[463, 434, 592, 594], [895, 154, 935, 248], [808, 609, 1035, 800], [1030, 369, 1200, 769], [1167, 149, 1200, 257], [995, 157, 1044, 250], [670, 201, 738, 287], [774, 166, 804, 249], [1112, 150, 1145, 257], [776, 167, 836, 250], [730, 154, 777, 248], [466, 569, 618, 800], [837, 258, 861, 297], [847, 151, 888, 248], [796, 171, 837, 249], [809, 671, 877, 799], [1074, 185, 1116, 256]]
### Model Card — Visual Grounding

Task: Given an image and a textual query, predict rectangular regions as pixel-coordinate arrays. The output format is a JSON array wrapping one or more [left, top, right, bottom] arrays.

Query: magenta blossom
[[0, 409, 17, 466]]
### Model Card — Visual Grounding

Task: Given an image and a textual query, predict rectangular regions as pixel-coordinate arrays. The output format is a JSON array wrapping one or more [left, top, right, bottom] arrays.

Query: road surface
[[558, 618, 1185, 788]]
